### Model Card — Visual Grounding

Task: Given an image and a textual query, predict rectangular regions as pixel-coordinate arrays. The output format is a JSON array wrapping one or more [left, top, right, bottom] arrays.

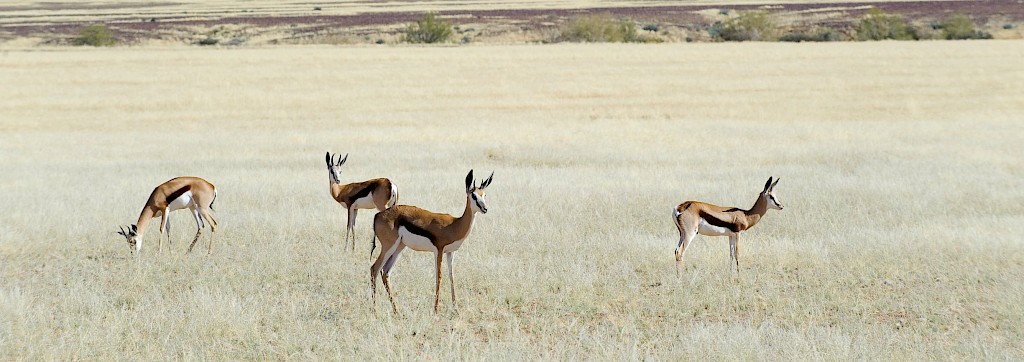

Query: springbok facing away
[[369, 170, 493, 315], [326, 152, 398, 251], [673, 177, 783, 273], [117, 176, 219, 255]]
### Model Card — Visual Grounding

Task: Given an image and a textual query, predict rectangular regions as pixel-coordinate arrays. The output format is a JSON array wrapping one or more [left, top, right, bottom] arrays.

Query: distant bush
[[559, 13, 641, 43], [642, 24, 659, 32], [779, 29, 843, 42], [73, 24, 117, 46], [403, 12, 453, 44], [712, 11, 777, 41], [197, 37, 219, 46], [941, 12, 992, 40], [856, 8, 917, 40]]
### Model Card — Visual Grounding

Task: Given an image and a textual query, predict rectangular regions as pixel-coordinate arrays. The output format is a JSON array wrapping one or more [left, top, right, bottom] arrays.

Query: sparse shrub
[[856, 7, 917, 40], [941, 12, 992, 39], [1003, 24, 1014, 30], [713, 10, 777, 41], [73, 24, 117, 46], [198, 37, 219, 46], [559, 13, 639, 43], [403, 12, 453, 44], [642, 24, 659, 32], [375, 39, 385, 44], [779, 29, 842, 42]]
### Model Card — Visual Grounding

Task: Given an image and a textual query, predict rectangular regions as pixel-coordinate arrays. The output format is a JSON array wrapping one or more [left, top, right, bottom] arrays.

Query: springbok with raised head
[[117, 176, 219, 255], [369, 170, 493, 315], [326, 152, 399, 250], [673, 177, 783, 273]]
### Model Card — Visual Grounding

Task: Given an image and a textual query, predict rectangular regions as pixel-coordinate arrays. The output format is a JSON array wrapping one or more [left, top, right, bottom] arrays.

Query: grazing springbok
[[369, 170, 493, 315], [117, 176, 218, 255], [673, 177, 783, 273], [326, 152, 398, 251]]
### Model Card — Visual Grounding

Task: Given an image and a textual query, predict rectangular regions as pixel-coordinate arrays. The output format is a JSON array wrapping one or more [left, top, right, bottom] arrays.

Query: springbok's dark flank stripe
[[166, 185, 191, 204], [397, 217, 436, 242], [724, 207, 743, 212], [699, 210, 740, 233], [347, 184, 375, 206]]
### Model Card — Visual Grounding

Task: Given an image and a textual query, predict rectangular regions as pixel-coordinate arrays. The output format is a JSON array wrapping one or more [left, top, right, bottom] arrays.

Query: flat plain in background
[[1, 42, 1023, 359]]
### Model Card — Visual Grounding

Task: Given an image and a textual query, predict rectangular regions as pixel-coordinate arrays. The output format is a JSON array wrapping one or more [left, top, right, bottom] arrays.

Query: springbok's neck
[[450, 196, 477, 240], [744, 194, 769, 226], [134, 207, 156, 239]]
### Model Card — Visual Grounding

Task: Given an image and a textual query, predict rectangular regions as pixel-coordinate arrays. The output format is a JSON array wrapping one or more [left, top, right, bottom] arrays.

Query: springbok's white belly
[[697, 218, 734, 237], [167, 191, 195, 211], [398, 227, 437, 252], [442, 239, 465, 253], [352, 193, 375, 209]]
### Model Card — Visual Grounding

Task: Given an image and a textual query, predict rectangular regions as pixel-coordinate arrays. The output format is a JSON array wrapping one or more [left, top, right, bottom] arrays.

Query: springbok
[[369, 170, 493, 315], [673, 177, 783, 273], [117, 176, 218, 255], [326, 152, 398, 251]]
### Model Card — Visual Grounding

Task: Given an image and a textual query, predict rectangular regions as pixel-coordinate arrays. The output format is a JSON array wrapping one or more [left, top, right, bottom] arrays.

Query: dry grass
[[1, 42, 1023, 359]]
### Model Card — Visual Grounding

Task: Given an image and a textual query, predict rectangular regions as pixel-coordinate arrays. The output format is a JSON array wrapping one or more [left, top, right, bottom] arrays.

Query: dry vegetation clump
[[939, 12, 993, 40], [559, 13, 637, 43], [711, 10, 779, 42], [857, 7, 918, 40], [557, 13, 661, 43], [779, 28, 844, 42], [72, 24, 117, 46], [403, 12, 454, 44]]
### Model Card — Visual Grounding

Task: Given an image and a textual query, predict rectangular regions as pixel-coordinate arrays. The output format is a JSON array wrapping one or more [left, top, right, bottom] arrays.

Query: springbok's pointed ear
[[770, 177, 780, 191], [339, 153, 348, 166], [326, 152, 332, 165], [480, 171, 494, 189], [763, 177, 773, 192], [465, 170, 474, 192]]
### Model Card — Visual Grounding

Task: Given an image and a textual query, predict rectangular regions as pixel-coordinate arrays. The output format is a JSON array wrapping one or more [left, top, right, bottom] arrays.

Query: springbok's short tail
[[387, 183, 399, 208]]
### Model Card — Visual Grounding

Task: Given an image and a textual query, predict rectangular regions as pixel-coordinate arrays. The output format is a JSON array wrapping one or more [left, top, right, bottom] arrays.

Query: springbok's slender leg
[[446, 252, 456, 310], [729, 234, 740, 273], [382, 246, 405, 317], [198, 208, 217, 255], [349, 208, 359, 251], [675, 229, 697, 276], [433, 252, 443, 314], [157, 209, 168, 253], [371, 242, 403, 314]]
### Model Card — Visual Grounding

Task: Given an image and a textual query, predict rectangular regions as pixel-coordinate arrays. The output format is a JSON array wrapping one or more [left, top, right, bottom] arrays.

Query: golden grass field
[[1, 41, 1023, 359]]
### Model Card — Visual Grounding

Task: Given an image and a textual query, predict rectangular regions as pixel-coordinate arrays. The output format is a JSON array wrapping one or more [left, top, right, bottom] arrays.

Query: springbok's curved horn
[[480, 171, 494, 189]]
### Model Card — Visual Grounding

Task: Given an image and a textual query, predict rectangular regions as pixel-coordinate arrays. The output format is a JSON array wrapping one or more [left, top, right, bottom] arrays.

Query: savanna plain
[[1, 41, 1023, 360]]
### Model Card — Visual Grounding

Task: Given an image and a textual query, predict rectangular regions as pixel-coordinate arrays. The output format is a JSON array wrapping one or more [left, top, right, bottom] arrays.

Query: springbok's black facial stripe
[[472, 193, 485, 210]]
